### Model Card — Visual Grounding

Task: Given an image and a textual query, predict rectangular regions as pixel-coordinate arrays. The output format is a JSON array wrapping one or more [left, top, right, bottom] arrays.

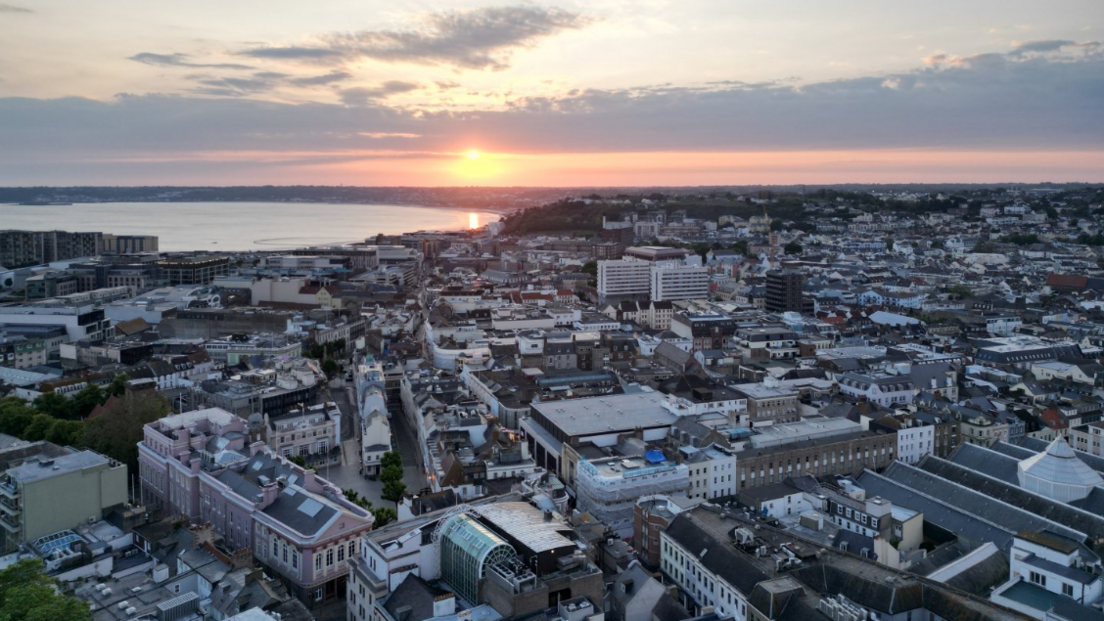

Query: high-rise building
[[765, 269, 807, 313], [597, 259, 651, 299], [650, 264, 711, 301], [0, 230, 102, 267]]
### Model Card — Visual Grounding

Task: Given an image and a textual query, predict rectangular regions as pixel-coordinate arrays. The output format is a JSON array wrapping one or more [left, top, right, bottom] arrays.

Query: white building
[[680, 444, 737, 500], [650, 265, 710, 301], [575, 456, 689, 538], [597, 260, 651, 299], [896, 423, 935, 465], [992, 531, 1104, 619]]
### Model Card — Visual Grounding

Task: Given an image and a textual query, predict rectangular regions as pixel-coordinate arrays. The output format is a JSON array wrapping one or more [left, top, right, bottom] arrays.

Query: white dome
[[1017, 437, 1103, 503]]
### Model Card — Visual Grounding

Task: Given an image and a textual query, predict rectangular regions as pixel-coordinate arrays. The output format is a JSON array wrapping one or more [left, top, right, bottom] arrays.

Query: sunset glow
[[469, 212, 479, 229], [0, 2, 1099, 185]]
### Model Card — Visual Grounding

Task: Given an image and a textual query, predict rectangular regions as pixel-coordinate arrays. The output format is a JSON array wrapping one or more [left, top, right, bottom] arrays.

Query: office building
[[0, 229, 103, 267], [597, 260, 651, 299], [157, 256, 229, 285], [650, 264, 710, 301], [765, 269, 807, 313], [0, 442, 127, 553], [102, 234, 159, 254], [0, 299, 112, 343]]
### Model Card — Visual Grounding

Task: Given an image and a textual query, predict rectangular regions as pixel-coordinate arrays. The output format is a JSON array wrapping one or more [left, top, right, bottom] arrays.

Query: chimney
[[302, 469, 317, 491], [395, 606, 413, 621], [259, 482, 279, 508], [189, 457, 202, 474]]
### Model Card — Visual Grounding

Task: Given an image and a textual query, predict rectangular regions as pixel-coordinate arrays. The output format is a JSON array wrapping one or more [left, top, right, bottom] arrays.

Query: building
[[348, 497, 602, 621], [264, 402, 341, 467], [0, 442, 127, 553], [765, 270, 807, 314], [632, 494, 700, 567], [521, 391, 677, 481], [991, 531, 1104, 619], [157, 256, 230, 285], [575, 455, 690, 538], [597, 260, 651, 299], [137, 408, 374, 607], [661, 512, 766, 619], [102, 234, 159, 254], [736, 427, 897, 490], [650, 264, 710, 301], [0, 230, 102, 267], [0, 299, 112, 343]]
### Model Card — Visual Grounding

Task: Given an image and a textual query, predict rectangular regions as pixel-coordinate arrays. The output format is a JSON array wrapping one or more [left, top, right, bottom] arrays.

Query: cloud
[[1010, 39, 1076, 55], [1, 39, 1102, 183], [339, 81, 420, 105], [290, 71, 353, 87], [0, 3, 32, 13], [236, 46, 344, 61], [239, 6, 590, 70], [129, 52, 253, 70]]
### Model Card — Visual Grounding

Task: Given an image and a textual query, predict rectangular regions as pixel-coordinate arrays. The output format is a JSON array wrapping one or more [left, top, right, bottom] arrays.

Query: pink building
[[138, 407, 373, 608]]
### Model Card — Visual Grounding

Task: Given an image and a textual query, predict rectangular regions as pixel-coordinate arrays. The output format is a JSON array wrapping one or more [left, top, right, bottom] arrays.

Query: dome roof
[[1017, 437, 1103, 502]]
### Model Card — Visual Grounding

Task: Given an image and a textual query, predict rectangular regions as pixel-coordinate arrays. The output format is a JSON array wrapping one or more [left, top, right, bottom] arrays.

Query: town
[[2, 184, 1104, 621]]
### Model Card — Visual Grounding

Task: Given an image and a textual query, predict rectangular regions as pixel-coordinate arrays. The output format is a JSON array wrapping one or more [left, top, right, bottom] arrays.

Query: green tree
[[382, 478, 407, 505], [288, 455, 308, 468], [930, 239, 944, 249], [381, 451, 402, 470], [81, 390, 170, 473], [0, 398, 36, 437], [0, 558, 92, 621], [322, 359, 339, 379], [32, 392, 74, 420], [72, 384, 106, 419], [783, 241, 803, 255], [107, 374, 130, 398], [24, 415, 56, 442], [372, 506, 397, 527], [45, 419, 84, 446]]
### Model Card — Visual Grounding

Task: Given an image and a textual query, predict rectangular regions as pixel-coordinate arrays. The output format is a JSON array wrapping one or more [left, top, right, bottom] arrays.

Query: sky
[[0, 0, 1102, 186]]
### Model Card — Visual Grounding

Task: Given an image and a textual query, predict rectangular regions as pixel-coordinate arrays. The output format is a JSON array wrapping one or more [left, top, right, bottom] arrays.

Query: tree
[[382, 478, 407, 505], [107, 374, 129, 398], [72, 384, 105, 419], [81, 390, 170, 473], [0, 558, 91, 621], [288, 455, 308, 468], [381, 451, 402, 470], [322, 359, 339, 379], [0, 397, 35, 437], [372, 506, 397, 527], [342, 488, 371, 509], [886, 238, 895, 251], [32, 392, 74, 420], [23, 415, 56, 442], [783, 241, 803, 255], [930, 239, 944, 249]]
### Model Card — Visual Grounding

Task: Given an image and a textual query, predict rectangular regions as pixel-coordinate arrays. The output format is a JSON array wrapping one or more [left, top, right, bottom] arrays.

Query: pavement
[[314, 364, 429, 508]]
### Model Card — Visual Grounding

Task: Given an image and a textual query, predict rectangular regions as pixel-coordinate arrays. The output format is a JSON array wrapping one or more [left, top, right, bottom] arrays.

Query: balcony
[[0, 513, 20, 533], [0, 482, 20, 500], [0, 499, 20, 515]]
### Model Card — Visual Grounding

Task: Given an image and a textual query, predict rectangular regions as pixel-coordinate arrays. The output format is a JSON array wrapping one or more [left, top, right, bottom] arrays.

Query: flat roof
[[530, 391, 676, 437], [8, 450, 110, 484], [476, 501, 575, 554]]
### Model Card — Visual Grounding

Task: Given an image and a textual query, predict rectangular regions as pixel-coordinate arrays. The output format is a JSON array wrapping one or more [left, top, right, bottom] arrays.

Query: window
[[338, 546, 345, 562], [348, 541, 356, 559], [327, 549, 334, 566], [1062, 582, 1074, 597], [1029, 571, 1046, 587], [315, 554, 322, 571], [314, 587, 324, 601], [292, 551, 298, 569]]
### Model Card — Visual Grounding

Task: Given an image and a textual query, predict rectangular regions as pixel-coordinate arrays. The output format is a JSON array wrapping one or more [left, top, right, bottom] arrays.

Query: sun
[[466, 150, 481, 161]]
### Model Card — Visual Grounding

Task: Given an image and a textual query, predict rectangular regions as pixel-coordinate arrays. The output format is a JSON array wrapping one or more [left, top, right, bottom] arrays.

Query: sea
[[0, 202, 502, 252]]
